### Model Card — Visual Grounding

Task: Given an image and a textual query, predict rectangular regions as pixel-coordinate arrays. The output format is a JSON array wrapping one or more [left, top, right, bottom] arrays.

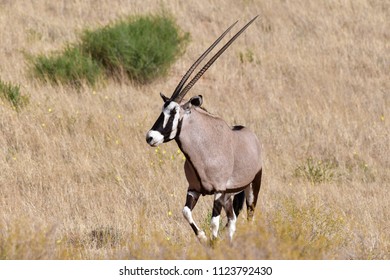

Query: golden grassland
[[0, 0, 389, 259]]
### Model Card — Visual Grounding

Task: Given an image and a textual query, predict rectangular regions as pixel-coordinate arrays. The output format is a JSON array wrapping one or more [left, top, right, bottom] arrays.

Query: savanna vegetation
[[0, 0, 389, 259]]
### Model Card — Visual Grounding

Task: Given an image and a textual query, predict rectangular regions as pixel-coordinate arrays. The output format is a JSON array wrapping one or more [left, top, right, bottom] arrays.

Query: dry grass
[[0, 0, 389, 259]]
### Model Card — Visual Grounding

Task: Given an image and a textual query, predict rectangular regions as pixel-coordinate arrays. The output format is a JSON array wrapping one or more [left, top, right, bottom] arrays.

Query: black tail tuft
[[233, 191, 245, 217]]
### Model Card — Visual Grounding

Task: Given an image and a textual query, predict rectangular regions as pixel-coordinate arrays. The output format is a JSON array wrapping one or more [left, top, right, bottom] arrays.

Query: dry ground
[[0, 0, 389, 259]]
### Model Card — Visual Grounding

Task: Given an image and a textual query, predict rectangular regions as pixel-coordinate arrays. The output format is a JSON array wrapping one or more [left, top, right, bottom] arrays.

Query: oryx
[[146, 16, 262, 243]]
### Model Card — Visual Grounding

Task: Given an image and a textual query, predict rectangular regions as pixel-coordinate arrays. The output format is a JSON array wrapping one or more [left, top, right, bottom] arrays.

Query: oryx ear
[[160, 92, 169, 102], [190, 95, 203, 107]]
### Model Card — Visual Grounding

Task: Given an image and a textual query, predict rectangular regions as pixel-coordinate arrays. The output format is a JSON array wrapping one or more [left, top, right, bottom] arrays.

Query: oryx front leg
[[211, 193, 224, 240], [182, 190, 207, 243]]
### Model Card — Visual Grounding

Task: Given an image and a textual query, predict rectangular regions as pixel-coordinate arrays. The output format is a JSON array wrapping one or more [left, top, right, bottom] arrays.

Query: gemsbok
[[146, 16, 262, 243]]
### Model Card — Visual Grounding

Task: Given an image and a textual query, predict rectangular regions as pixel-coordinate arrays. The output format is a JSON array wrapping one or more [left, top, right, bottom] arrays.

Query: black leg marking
[[210, 193, 224, 239], [223, 195, 237, 241], [212, 197, 223, 218], [184, 193, 199, 235], [233, 190, 246, 217], [247, 169, 262, 221], [182, 191, 206, 243]]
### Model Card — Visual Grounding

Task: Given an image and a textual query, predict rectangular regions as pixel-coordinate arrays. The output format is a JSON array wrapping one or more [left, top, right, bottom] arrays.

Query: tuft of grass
[[239, 48, 255, 64], [0, 221, 57, 260], [32, 46, 103, 87], [269, 197, 348, 259], [81, 14, 189, 84], [294, 157, 339, 184], [89, 226, 122, 249], [345, 153, 376, 183], [0, 79, 29, 111]]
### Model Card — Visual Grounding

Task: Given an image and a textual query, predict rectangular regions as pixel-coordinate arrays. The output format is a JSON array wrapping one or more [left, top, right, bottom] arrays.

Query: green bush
[[0, 79, 29, 111], [30, 14, 188, 87], [33, 47, 103, 87], [81, 15, 188, 83]]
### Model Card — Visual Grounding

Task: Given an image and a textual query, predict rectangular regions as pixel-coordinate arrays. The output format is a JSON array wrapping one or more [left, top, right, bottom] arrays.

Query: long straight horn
[[170, 20, 238, 102], [173, 15, 258, 103]]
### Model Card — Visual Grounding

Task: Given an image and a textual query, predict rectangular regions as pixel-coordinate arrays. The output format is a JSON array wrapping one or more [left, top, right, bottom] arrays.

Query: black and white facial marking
[[146, 94, 203, 147], [146, 94, 182, 147]]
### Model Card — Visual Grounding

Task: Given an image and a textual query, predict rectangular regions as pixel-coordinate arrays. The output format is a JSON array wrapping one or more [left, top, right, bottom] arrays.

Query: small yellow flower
[[115, 139, 120, 145], [41, 123, 46, 127], [168, 211, 172, 216], [166, 237, 170, 241], [380, 115, 385, 121], [117, 114, 122, 119], [48, 108, 52, 113]]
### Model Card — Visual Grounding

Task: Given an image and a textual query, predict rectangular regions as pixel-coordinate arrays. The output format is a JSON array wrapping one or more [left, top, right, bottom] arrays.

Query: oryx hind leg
[[223, 194, 237, 242], [233, 190, 246, 217], [211, 193, 224, 240], [182, 190, 207, 243], [245, 169, 262, 221]]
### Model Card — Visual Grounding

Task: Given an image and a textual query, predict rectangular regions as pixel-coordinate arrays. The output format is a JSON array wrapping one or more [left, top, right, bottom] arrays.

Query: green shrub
[[0, 79, 29, 110], [32, 47, 103, 87], [81, 15, 188, 83], [30, 14, 187, 87]]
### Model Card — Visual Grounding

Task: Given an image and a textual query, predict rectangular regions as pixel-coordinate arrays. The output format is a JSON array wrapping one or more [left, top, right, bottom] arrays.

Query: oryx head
[[146, 16, 258, 147]]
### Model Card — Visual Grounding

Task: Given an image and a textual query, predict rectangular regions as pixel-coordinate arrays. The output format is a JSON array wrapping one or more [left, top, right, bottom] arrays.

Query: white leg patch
[[228, 215, 237, 242], [182, 206, 194, 224], [210, 215, 220, 239]]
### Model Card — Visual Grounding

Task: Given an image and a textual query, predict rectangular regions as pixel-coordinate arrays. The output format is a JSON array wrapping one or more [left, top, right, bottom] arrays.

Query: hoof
[[197, 231, 207, 244]]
